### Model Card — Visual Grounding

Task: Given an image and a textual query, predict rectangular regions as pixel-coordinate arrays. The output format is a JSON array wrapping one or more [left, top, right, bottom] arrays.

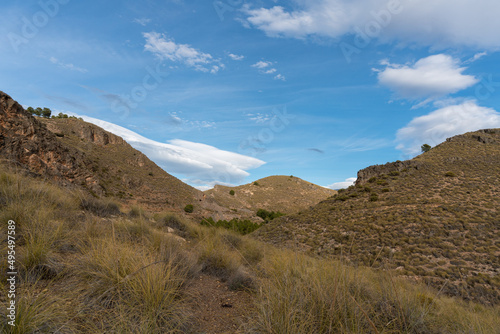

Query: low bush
[[80, 196, 120, 217], [256, 209, 285, 221]]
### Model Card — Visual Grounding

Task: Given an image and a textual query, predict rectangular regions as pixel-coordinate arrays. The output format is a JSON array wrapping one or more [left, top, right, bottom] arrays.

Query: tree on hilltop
[[421, 144, 432, 153]]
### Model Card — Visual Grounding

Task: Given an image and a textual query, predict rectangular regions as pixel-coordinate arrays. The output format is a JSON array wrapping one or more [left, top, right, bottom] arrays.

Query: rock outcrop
[[0, 91, 103, 194], [44, 121, 126, 146], [356, 160, 425, 185]]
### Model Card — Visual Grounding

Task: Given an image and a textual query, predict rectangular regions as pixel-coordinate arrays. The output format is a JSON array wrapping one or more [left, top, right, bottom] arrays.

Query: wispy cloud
[[133, 18, 151, 26], [143, 32, 223, 73], [334, 136, 391, 152], [274, 74, 286, 81], [228, 53, 244, 61], [72, 115, 264, 186], [376, 54, 478, 104], [49, 57, 88, 73], [243, 1, 500, 49], [251, 60, 285, 80], [165, 112, 216, 129], [396, 101, 500, 156], [246, 113, 272, 124], [252, 61, 273, 69]]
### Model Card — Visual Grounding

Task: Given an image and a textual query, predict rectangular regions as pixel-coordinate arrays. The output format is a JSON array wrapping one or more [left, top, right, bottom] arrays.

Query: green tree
[[41, 108, 52, 118], [421, 144, 432, 153], [256, 209, 285, 221], [34, 107, 42, 116], [184, 204, 194, 213], [27, 107, 35, 115], [229, 190, 235, 196]]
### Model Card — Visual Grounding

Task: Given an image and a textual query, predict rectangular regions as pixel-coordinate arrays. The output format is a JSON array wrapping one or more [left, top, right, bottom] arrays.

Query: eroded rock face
[[0, 91, 103, 194], [45, 121, 126, 146], [356, 160, 425, 185]]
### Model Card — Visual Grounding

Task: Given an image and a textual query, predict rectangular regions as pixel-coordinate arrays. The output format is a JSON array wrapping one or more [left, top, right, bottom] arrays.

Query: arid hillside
[[255, 129, 500, 305], [0, 90, 204, 212], [205, 175, 336, 215]]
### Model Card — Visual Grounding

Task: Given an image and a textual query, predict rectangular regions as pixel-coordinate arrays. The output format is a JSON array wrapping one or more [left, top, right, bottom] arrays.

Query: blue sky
[[1, 0, 500, 190]]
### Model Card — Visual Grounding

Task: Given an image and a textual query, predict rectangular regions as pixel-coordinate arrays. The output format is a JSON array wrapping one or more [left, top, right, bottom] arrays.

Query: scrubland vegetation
[[1, 165, 499, 333], [257, 131, 500, 306]]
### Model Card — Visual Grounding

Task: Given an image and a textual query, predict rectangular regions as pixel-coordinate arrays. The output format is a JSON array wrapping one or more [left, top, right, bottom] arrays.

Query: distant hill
[[255, 129, 500, 305], [0, 91, 203, 212], [205, 175, 336, 216]]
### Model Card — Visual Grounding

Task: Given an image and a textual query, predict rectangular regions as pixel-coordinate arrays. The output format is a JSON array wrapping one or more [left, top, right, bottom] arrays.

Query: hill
[[205, 175, 336, 215], [255, 129, 500, 305], [0, 91, 203, 212], [1, 164, 498, 333]]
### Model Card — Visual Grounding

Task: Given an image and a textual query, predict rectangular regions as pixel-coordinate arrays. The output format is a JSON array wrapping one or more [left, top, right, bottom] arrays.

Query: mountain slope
[[255, 129, 500, 305], [39, 117, 205, 211], [205, 175, 336, 215], [0, 91, 203, 211]]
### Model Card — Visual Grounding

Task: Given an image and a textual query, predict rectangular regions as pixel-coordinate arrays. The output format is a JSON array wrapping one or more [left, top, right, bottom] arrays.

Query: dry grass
[[256, 129, 500, 305], [1, 164, 499, 333], [247, 250, 500, 334]]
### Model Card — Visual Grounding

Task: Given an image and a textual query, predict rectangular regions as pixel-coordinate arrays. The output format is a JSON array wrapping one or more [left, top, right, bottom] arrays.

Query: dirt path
[[186, 274, 255, 333]]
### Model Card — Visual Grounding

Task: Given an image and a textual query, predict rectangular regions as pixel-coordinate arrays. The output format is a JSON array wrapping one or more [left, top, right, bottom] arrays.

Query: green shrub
[[184, 204, 194, 213], [445, 171, 456, 177], [256, 209, 285, 221], [335, 195, 349, 202], [229, 190, 235, 196], [369, 193, 379, 202]]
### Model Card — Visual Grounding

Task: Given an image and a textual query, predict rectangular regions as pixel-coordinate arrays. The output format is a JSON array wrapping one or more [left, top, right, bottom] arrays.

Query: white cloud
[[133, 18, 151, 26], [377, 54, 478, 102], [228, 53, 244, 60], [327, 177, 357, 190], [165, 112, 215, 129], [252, 61, 273, 69], [274, 74, 286, 81], [246, 113, 272, 124], [243, 1, 500, 49], [49, 57, 88, 73], [252, 60, 285, 80], [464, 52, 488, 64], [396, 101, 500, 156], [143, 32, 223, 73], [73, 115, 265, 185]]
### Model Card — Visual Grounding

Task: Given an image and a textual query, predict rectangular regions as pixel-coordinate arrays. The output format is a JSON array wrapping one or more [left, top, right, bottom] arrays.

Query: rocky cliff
[[0, 91, 102, 194]]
